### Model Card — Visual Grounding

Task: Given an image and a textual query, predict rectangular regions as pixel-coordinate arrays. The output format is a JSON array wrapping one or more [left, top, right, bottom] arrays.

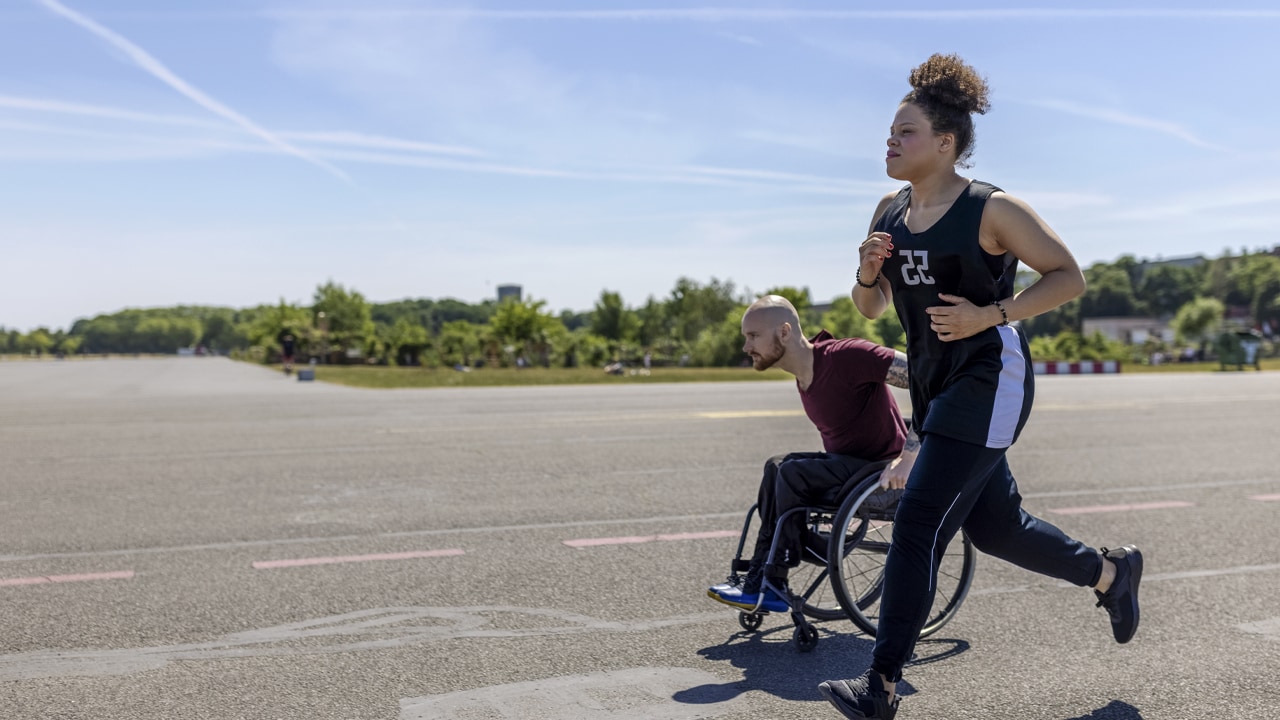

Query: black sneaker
[[818, 669, 898, 720], [1095, 545, 1143, 644]]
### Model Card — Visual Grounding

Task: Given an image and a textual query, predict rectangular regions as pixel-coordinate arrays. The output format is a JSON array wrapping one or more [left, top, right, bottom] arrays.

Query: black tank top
[[874, 180, 1034, 448]]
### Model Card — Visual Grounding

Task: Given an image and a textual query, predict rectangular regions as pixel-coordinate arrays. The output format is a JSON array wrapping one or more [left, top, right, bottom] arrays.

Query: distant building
[[497, 284, 522, 303], [1134, 254, 1208, 280], [1082, 316, 1174, 345]]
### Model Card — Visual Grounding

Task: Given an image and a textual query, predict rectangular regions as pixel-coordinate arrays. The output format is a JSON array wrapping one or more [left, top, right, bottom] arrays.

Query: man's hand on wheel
[[880, 450, 916, 490]]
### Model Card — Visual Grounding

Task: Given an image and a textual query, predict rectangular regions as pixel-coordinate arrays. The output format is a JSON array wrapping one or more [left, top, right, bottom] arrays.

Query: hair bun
[[909, 53, 990, 115]]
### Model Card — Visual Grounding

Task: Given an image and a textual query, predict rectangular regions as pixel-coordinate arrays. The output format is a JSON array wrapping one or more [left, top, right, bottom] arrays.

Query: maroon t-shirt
[[797, 330, 907, 460]]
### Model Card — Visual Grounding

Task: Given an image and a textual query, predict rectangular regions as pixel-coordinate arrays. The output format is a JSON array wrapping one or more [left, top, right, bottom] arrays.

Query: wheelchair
[[721, 460, 976, 652]]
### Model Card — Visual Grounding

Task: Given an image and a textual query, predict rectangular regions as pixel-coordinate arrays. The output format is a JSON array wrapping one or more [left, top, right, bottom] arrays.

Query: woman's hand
[[858, 232, 894, 283], [925, 293, 1001, 341]]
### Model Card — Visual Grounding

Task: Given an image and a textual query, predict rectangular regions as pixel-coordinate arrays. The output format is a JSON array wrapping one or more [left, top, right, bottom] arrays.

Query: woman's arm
[[923, 192, 1086, 341], [981, 192, 1086, 322], [852, 192, 899, 319]]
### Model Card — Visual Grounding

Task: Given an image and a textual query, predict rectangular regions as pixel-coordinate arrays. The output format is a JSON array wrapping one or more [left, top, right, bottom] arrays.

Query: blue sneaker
[[706, 583, 790, 613]]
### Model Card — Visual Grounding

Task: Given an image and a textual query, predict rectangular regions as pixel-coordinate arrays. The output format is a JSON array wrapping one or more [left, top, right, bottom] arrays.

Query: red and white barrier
[[1033, 360, 1121, 375]]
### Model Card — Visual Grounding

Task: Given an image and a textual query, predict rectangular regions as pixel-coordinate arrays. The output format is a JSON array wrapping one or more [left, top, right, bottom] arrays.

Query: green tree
[[1137, 264, 1200, 317], [1171, 297, 1225, 346], [589, 290, 639, 342], [873, 312, 906, 350], [135, 316, 202, 352], [819, 296, 879, 343], [313, 282, 373, 361], [22, 328, 55, 356], [1232, 254, 1280, 324], [570, 328, 613, 367], [384, 318, 430, 366], [558, 309, 590, 332], [437, 320, 482, 367], [200, 310, 246, 352], [635, 296, 668, 348], [245, 301, 314, 361], [668, 277, 740, 344], [692, 305, 750, 367], [490, 298, 561, 366], [1080, 263, 1138, 318], [58, 334, 83, 355]]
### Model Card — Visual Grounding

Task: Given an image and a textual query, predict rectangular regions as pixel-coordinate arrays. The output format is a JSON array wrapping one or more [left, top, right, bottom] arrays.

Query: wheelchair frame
[[723, 460, 977, 652]]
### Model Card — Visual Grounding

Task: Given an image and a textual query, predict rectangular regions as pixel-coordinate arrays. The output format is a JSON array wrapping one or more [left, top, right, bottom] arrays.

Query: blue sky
[[4, 1, 1280, 331]]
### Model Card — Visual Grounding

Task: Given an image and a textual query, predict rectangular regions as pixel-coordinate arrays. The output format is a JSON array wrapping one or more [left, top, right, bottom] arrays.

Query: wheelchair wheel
[[791, 516, 847, 622], [828, 476, 976, 639], [738, 611, 764, 632], [793, 622, 819, 652]]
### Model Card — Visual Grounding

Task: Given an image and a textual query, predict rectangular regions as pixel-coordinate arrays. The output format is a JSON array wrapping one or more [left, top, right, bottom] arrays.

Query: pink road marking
[[564, 530, 738, 548], [1251, 494, 1280, 502], [0, 570, 134, 587], [1049, 501, 1193, 516], [252, 549, 464, 570]]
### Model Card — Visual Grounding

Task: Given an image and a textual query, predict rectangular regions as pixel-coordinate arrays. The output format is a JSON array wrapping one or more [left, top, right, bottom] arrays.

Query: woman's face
[[885, 102, 952, 181]]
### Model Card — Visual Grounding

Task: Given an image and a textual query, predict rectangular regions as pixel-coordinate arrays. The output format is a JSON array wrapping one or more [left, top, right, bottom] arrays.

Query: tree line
[[3, 248, 1277, 366]]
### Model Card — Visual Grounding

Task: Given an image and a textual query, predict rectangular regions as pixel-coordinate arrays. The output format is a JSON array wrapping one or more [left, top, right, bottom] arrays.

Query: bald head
[[743, 295, 802, 333], [741, 295, 804, 372]]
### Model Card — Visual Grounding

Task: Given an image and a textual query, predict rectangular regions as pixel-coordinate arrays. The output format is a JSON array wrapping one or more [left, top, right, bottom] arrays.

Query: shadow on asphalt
[[673, 621, 969, 704], [1065, 700, 1146, 719]]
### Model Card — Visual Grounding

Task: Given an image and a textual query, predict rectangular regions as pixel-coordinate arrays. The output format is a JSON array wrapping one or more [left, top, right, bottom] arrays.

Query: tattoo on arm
[[903, 428, 921, 453], [885, 351, 909, 389]]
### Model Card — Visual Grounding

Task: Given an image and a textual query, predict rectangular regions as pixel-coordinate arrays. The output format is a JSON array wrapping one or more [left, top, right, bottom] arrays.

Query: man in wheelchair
[[707, 295, 919, 613]]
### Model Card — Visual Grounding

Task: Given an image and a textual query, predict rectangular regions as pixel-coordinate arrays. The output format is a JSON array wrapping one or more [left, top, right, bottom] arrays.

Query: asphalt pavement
[[1, 357, 1277, 720]]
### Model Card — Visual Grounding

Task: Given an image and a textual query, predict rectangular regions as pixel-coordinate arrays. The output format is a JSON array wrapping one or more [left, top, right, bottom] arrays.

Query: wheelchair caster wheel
[[794, 623, 819, 652], [738, 612, 764, 632]]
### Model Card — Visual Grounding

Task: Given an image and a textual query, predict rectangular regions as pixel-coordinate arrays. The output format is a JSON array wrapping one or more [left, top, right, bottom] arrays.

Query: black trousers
[[752, 452, 872, 570], [871, 433, 1104, 681]]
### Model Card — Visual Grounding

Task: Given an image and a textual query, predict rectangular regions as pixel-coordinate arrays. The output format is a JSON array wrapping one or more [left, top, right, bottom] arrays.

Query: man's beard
[[751, 337, 785, 371]]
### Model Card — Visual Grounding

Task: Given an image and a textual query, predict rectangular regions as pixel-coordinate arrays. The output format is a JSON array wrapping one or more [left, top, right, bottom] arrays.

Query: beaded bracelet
[[855, 267, 881, 289], [992, 299, 1010, 326]]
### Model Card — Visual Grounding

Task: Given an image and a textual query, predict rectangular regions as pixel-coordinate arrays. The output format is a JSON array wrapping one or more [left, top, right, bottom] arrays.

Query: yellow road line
[[696, 410, 806, 419]]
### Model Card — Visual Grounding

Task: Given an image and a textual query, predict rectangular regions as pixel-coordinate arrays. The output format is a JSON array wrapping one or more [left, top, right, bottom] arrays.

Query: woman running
[[818, 54, 1143, 720]]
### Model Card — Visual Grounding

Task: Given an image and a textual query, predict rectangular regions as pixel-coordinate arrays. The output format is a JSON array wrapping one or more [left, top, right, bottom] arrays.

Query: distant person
[[706, 295, 919, 612], [820, 54, 1141, 720], [279, 333, 296, 375]]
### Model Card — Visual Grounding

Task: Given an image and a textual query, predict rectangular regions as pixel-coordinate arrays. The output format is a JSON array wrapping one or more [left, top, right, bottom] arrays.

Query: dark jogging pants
[[871, 433, 1105, 682], [752, 452, 871, 570]]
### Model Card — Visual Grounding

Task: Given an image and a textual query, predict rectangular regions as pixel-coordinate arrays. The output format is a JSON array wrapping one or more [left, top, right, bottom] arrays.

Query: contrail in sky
[[33, 0, 353, 183], [1031, 99, 1226, 152], [255, 8, 1280, 21]]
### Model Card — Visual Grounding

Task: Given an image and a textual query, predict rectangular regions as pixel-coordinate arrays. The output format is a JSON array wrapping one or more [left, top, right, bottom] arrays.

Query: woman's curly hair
[[902, 53, 991, 167]]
